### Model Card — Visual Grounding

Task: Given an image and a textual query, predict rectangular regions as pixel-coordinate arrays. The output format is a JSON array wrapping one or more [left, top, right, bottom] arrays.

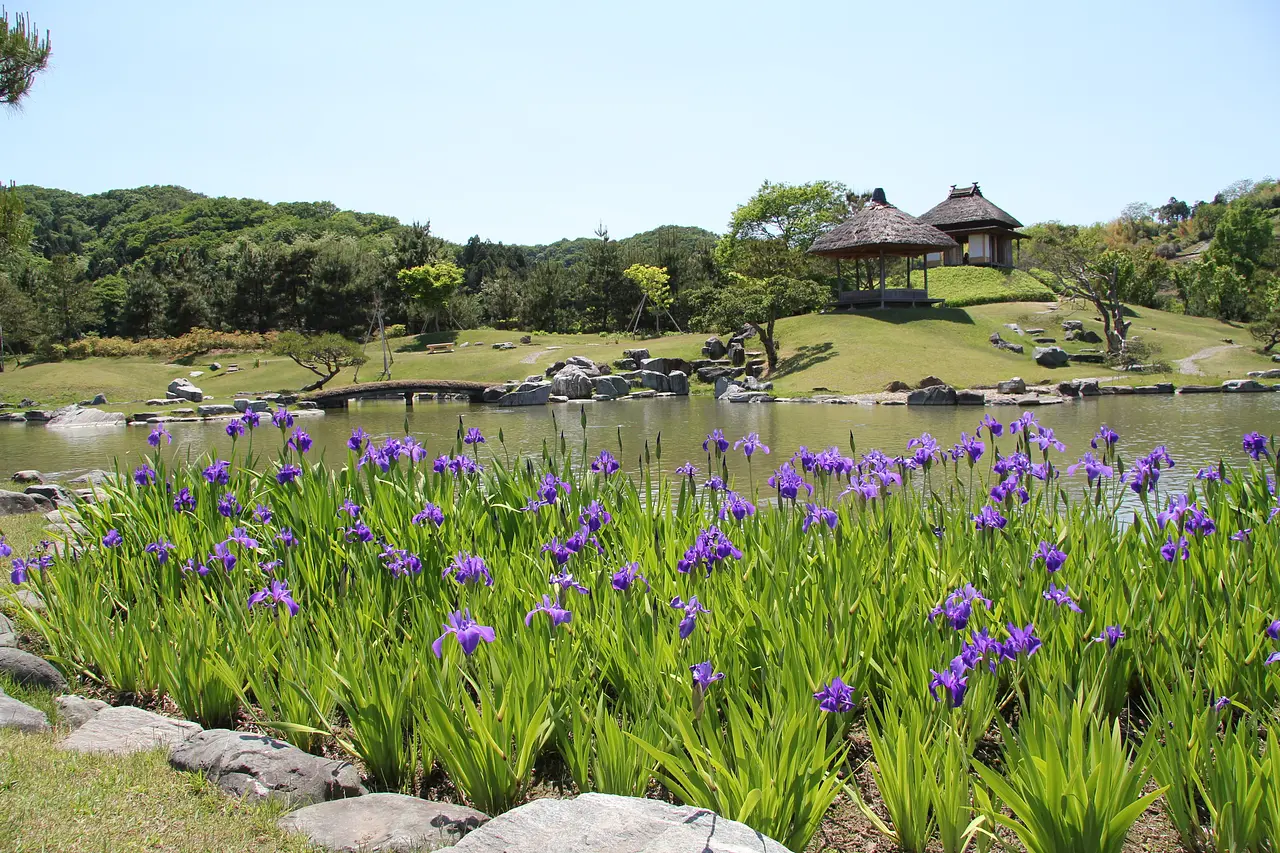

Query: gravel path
[[1174, 343, 1239, 375]]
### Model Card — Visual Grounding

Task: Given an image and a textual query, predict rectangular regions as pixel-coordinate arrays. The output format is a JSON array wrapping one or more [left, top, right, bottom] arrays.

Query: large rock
[[171, 729, 365, 805], [1034, 346, 1070, 368], [906, 385, 958, 406], [1069, 353, 1107, 364], [61, 705, 201, 755], [989, 332, 1025, 354], [639, 357, 689, 376], [613, 358, 637, 371], [702, 337, 727, 359], [279, 793, 488, 852], [1061, 320, 1084, 332], [592, 376, 630, 398], [1246, 369, 1280, 379], [551, 366, 595, 400], [25, 484, 73, 506], [0, 613, 15, 647], [0, 691, 50, 732], [1222, 379, 1268, 393], [450, 793, 793, 853], [728, 343, 745, 367], [997, 377, 1026, 395], [0, 489, 38, 516], [497, 384, 552, 407], [564, 355, 602, 375], [0, 648, 67, 690], [46, 405, 127, 429], [637, 370, 669, 393], [55, 694, 109, 730], [714, 376, 735, 398], [481, 386, 506, 403], [1065, 328, 1103, 344], [667, 370, 689, 396], [696, 366, 740, 383], [1178, 384, 1222, 394], [884, 380, 912, 392], [167, 378, 204, 402], [233, 398, 272, 413], [11, 470, 44, 484], [956, 390, 985, 405], [67, 469, 114, 487], [196, 403, 239, 417], [917, 375, 945, 388], [622, 348, 650, 362]]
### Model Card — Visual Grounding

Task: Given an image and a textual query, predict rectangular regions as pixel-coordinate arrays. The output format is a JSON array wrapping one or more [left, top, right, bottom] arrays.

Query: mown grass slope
[[922, 266, 1056, 307], [0, 303, 1268, 404]]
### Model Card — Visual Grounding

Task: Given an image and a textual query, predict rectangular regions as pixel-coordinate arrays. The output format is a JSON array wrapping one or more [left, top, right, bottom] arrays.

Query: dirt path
[[1173, 344, 1240, 375]]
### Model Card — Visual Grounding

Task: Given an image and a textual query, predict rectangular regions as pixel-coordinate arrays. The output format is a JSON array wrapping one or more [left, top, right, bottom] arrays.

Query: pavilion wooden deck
[[830, 288, 943, 310]]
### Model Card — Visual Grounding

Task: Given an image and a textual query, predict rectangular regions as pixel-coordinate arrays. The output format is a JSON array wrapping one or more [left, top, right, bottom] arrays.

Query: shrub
[[65, 339, 93, 360], [383, 324, 407, 339]]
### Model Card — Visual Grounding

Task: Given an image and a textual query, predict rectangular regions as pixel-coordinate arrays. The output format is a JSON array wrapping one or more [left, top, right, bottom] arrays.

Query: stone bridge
[[301, 379, 491, 408]]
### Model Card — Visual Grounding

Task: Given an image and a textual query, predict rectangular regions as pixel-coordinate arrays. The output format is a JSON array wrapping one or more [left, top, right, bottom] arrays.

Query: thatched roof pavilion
[[809, 188, 958, 309], [917, 183, 1023, 267]]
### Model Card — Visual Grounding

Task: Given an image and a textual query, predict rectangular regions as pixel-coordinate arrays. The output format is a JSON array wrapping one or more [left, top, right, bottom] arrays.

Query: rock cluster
[[167, 377, 204, 402]]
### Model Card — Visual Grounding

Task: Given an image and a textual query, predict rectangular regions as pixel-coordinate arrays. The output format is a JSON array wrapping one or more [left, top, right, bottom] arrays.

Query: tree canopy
[[1, 8, 50, 107]]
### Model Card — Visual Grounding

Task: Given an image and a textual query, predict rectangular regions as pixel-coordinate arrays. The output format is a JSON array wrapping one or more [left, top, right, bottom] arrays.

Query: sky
[[2, 0, 1277, 245]]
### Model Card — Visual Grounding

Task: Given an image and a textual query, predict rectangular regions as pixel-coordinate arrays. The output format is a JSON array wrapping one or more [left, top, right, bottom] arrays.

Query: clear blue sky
[[3, 0, 1276, 244]]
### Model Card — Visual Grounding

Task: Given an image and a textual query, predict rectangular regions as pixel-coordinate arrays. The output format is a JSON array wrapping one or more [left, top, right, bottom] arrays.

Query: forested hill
[[525, 225, 718, 267]]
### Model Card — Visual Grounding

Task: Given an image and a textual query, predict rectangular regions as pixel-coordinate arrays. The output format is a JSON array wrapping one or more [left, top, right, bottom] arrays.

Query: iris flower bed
[[5, 409, 1280, 852]]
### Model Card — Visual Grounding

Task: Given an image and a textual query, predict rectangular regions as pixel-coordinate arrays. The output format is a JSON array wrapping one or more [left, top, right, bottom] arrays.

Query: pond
[[3, 395, 1278, 492]]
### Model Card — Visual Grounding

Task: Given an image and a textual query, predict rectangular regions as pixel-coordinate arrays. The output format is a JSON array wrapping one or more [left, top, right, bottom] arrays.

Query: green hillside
[[923, 266, 1056, 307]]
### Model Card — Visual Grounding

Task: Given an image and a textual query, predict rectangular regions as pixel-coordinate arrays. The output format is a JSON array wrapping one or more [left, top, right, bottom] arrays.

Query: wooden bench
[[425, 343, 455, 354]]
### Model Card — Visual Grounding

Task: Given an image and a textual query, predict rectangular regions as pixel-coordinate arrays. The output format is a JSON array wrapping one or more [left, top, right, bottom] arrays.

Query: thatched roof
[[808, 188, 959, 259], [917, 183, 1023, 231]]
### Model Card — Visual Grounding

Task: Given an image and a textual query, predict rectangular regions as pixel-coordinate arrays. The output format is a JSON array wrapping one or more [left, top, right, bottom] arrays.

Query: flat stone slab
[[450, 793, 794, 853], [0, 648, 67, 690], [61, 705, 201, 754], [0, 613, 15, 647], [54, 694, 109, 730], [279, 793, 488, 852], [0, 691, 50, 732], [171, 729, 366, 805]]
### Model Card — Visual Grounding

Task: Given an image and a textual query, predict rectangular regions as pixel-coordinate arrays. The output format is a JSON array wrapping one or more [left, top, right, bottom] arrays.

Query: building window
[[969, 234, 990, 261]]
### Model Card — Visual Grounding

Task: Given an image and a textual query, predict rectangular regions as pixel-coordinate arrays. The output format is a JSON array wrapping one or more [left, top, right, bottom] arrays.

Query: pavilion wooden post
[[878, 248, 886, 309], [836, 259, 843, 293], [923, 254, 929, 299]]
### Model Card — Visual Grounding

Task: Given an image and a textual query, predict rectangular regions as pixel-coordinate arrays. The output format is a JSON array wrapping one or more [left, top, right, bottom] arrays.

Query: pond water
[[3, 395, 1278, 492]]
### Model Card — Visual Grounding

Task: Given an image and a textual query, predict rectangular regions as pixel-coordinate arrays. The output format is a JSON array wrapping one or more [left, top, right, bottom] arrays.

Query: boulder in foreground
[[60, 705, 201, 755], [278, 793, 488, 852], [0, 691, 50, 732], [170, 728, 366, 805], [450, 793, 794, 853], [0, 648, 67, 690]]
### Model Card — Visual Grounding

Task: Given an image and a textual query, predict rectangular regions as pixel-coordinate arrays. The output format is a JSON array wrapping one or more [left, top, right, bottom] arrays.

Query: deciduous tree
[[397, 261, 464, 332], [272, 330, 368, 391], [701, 273, 828, 372], [1023, 224, 1132, 352]]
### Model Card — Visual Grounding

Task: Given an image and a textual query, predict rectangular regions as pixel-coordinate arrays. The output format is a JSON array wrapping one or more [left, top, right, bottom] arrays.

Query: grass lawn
[[0, 678, 312, 853], [0, 512, 50, 557], [912, 266, 1055, 307], [0, 304, 1270, 405]]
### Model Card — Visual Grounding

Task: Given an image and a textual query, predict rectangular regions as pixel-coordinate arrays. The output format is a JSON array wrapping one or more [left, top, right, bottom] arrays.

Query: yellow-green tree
[[623, 263, 673, 335], [397, 261, 464, 332]]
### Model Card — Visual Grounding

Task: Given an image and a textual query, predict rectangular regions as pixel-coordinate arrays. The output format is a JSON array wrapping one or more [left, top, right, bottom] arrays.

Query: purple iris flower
[[145, 538, 176, 565], [525, 594, 573, 628], [703, 429, 729, 453], [961, 628, 1004, 673], [929, 658, 969, 708], [444, 551, 493, 586], [719, 491, 757, 521], [172, 488, 196, 513], [734, 432, 770, 458], [768, 462, 813, 500], [550, 568, 591, 596], [276, 464, 303, 485], [339, 499, 362, 518], [1009, 412, 1039, 435], [217, 493, 242, 518], [670, 595, 710, 639], [980, 414, 1004, 438], [611, 562, 649, 592], [703, 475, 726, 492], [203, 459, 230, 485], [1094, 625, 1125, 648], [1003, 622, 1042, 659], [989, 476, 1028, 505], [348, 427, 369, 452], [908, 433, 940, 467], [972, 504, 1007, 530], [134, 464, 158, 487], [248, 579, 300, 615], [226, 419, 245, 439], [102, 529, 123, 548], [802, 503, 838, 532], [992, 452, 1031, 477], [1031, 541, 1067, 573], [1161, 535, 1190, 562], [253, 504, 274, 524], [1186, 507, 1216, 537], [241, 410, 261, 428], [432, 609, 495, 657], [541, 537, 574, 566], [463, 427, 485, 445], [1067, 453, 1113, 483], [227, 527, 258, 549], [1156, 495, 1191, 529], [9, 558, 29, 585], [1265, 619, 1279, 641], [1091, 425, 1119, 451], [147, 425, 171, 447], [343, 522, 374, 543], [676, 526, 742, 575], [272, 407, 294, 429], [287, 429, 312, 454], [813, 677, 855, 713], [535, 473, 571, 506], [259, 559, 281, 574], [690, 661, 725, 690], [928, 584, 992, 631], [1030, 463, 1056, 482], [579, 501, 612, 532], [1043, 582, 1083, 613], [1243, 431, 1270, 461], [590, 449, 620, 476], [1265, 651, 1280, 666], [1195, 466, 1231, 484], [955, 432, 985, 464], [412, 502, 445, 526], [379, 545, 423, 577], [1213, 696, 1231, 711], [676, 462, 698, 477], [1231, 528, 1252, 541], [181, 557, 211, 577], [277, 528, 298, 547], [0, 536, 10, 558], [209, 541, 237, 572]]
